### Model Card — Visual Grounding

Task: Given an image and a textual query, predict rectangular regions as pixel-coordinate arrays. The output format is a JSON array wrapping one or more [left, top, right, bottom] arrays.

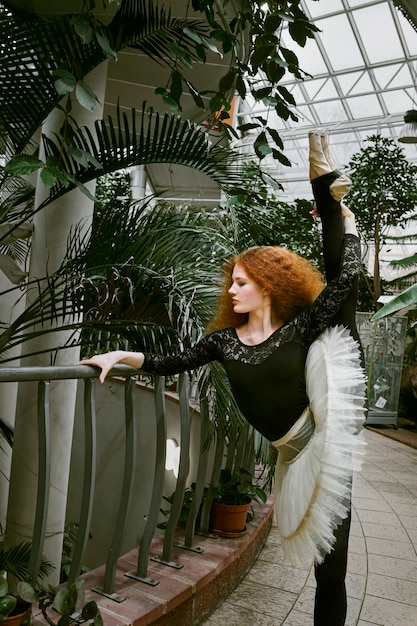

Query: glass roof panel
[[281, 32, 327, 75], [313, 14, 364, 71], [345, 72, 375, 95], [373, 63, 412, 90], [314, 99, 349, 123], [353, 5, 404, 64], [346, 93, 384, 117], [383, 88, 416, 112], [240, 0, 417, 200], [307, 0, 344, 17]]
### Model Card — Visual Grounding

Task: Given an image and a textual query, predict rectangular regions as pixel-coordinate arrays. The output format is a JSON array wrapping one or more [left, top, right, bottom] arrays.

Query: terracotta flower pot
[[2, 600, 30, 626], [209, 501, 251, 536]]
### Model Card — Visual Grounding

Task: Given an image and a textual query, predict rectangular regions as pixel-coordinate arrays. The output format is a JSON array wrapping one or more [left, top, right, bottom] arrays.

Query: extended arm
[[79, 334, 220, 383]]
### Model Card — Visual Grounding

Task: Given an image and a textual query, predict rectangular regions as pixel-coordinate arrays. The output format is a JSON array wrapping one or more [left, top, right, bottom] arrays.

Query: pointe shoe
[[320, 133, 335, 170], [308, 131, 333, 178], [320, 132, 351, 201], [309, 131, 351, 201]]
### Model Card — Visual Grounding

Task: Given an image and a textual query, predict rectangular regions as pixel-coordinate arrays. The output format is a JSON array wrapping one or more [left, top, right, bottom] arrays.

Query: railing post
[[178, 394, 210, 552], [151, 372, 190, 569], [27, 381, 51, 583], [125, 375, 167, 586], [92, 376, 137, 602], [67, 378, 97, 587]]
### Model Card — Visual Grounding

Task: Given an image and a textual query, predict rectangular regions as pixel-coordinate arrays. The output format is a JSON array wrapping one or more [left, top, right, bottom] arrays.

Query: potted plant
[[208, 468, 267, 537], [0, 570, 30, 625], [17, 578, 103, 626]]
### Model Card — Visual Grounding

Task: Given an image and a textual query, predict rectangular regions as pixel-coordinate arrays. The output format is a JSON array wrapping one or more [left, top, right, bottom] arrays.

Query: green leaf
[[67, 145, 102, 169], [0, 570, 7, 597], [170, 70, 183, 102], [53, 69, 76, 96], [264, 14, 282, 33], [235, 75, 246, 98], [219, 71, 235, 93], [70, 15, 94, 43], [371, 284, 417, 320], [200, 36, 223, 58], [96, 32, 117, 60], [40, 167, 58, 188], [0, 594, 17, 616], [166, 42, 193, 68], [4, 154, 44, 175], [251, 45, 275, 67], [183, 26, 203, 45], [66, 174, 96, 202], [16, 581, 39, 604], [237, 123, 260, 132], [267, 127, 283, 149], [277, 11, 295, 23], [53, 589, 70, 614], [81, 600, 99, 619], [75, 81, 98, 111], [185, 80, 205, 109]]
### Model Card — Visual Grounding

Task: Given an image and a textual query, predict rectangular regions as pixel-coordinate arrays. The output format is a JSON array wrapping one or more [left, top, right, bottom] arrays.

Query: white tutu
[[271, 325, 367, 566]]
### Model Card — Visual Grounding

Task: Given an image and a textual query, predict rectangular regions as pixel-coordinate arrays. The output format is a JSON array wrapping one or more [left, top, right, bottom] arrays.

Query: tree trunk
[[373, 213, 382, 306]]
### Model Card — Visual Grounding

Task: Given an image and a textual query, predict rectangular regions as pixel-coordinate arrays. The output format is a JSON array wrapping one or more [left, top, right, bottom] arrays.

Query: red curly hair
[[208, 246, 325, 331]]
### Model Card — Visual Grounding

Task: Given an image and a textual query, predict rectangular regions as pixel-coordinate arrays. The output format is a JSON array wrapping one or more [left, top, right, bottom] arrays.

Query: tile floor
[[202, 428, 417, 626]]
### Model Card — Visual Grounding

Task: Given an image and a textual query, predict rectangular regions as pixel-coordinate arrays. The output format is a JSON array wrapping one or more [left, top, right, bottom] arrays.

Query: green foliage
[[372, 284, 417, 321], [187, 1, 319, 163], [17, 579, 103, 626], [157, 484, 206, 530], [0, 542, 54, 583], [1, 0, 318, 211], [60, 523, 90, 584], [346, 135, 417, 303], [346, 135, 417, 238], [208, 468, 267, 506], [0, 569, 17, 619]]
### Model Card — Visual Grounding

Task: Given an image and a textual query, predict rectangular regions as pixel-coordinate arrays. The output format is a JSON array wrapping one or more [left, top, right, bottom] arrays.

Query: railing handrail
[[0, 364, 141, 382]]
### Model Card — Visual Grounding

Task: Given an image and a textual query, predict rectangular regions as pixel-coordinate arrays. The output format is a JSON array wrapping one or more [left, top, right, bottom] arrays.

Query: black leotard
[[142, 234, 360, 441]]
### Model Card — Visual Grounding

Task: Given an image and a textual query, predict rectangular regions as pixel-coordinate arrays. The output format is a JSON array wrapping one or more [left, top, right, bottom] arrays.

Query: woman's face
[[228, 263, 267, 314]]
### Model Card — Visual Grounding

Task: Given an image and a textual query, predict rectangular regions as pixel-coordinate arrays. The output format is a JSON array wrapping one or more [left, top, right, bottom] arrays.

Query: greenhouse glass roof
[[238, 0, 417, 201]]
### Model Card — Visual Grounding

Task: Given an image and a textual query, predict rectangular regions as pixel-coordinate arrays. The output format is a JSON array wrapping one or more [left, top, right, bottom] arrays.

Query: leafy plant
[[0, 542, 54, 584], [157, 483, 207, 530], [208, 468, 267, 506], [17, 579, 102, 626], [0, 569, 25, 620], [346, 135, 417, 305]]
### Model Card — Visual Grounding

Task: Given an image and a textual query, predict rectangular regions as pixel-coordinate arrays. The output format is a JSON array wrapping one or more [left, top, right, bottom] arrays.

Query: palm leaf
[[372, 283, 417, 320], [108, 0, 210, 65], [389, 254, 417, 269], [0, 542, 54, 580], [1, 0, 211, 152], [39, 105, 246, 209]]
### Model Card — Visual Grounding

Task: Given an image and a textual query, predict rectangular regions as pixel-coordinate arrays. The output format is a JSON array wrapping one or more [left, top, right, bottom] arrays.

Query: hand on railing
[[79, 350, 145, 384]]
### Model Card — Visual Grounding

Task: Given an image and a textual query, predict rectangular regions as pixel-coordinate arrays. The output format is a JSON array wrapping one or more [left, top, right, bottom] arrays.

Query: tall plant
[[346, 134, 417, 306]]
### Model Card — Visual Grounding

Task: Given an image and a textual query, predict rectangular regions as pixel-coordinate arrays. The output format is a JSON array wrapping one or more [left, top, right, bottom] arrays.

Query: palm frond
[[389, 254, 417, 269], [109, 0, 210, 65], [1, 0, 212, 152], [39, 105, 246, 209], [0, 542, 54, 580]]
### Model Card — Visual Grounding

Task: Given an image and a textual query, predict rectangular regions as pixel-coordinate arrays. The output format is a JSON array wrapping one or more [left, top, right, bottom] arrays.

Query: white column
[[6, 61, 108, 583]]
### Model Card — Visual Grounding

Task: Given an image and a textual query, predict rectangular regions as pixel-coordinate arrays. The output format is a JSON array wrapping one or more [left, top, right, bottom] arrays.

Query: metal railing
[[0, 365, 219, 600], [0, 364, 258, 602]]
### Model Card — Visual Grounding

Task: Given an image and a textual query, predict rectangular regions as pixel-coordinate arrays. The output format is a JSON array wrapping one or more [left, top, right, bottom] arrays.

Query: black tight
[[311, 174, 359, 625], [314, 510, 352, 625]]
